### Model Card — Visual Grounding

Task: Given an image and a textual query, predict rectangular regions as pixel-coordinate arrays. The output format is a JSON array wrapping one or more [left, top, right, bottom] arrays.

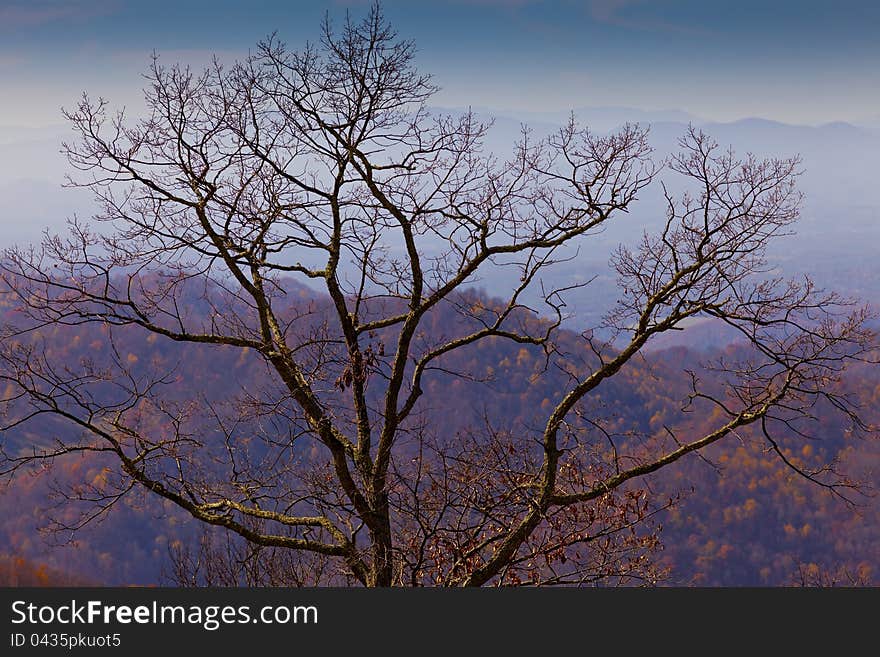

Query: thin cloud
[[0, 1, 116, 31], [588, 0, 712, 36], [454, 0, 536, 5], [333, 0, 538, 7], [589, 0, 638, 23]]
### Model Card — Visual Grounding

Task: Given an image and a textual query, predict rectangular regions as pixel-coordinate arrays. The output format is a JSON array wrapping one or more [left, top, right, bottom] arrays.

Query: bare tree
[[0, 4, 874, 586]]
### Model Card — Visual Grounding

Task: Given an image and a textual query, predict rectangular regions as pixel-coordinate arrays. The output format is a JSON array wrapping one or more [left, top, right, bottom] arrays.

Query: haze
[[1, 0, 878, 318]]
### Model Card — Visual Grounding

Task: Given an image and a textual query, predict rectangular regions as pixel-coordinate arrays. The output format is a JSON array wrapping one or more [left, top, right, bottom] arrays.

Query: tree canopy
[[0, 4, 875, 586]]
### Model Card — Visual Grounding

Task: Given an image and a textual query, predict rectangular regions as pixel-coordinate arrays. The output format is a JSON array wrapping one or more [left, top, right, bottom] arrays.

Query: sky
[[0, 0, 878, 127]]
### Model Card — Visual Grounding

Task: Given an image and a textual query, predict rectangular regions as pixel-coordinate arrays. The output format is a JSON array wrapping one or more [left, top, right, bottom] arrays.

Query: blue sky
[[1, 0, 878, 126]]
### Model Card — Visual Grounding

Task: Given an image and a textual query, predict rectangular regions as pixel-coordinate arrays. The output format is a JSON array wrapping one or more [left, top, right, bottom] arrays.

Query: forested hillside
[[1, 279, 876, 586]]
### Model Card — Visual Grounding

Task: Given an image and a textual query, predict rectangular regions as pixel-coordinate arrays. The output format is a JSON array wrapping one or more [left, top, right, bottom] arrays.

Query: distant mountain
[[491, 106, 700, 133], [430, 107, 880, 209], [0, 126, 98, 246], [854, 115, 880, 134], [417, 107, 880, 328], [3, 109, 879, 330], [642, 317, 747, 353]]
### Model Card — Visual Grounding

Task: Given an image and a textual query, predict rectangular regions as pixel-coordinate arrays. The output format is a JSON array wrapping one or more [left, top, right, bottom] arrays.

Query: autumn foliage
[[1, 281, 877, 585]]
